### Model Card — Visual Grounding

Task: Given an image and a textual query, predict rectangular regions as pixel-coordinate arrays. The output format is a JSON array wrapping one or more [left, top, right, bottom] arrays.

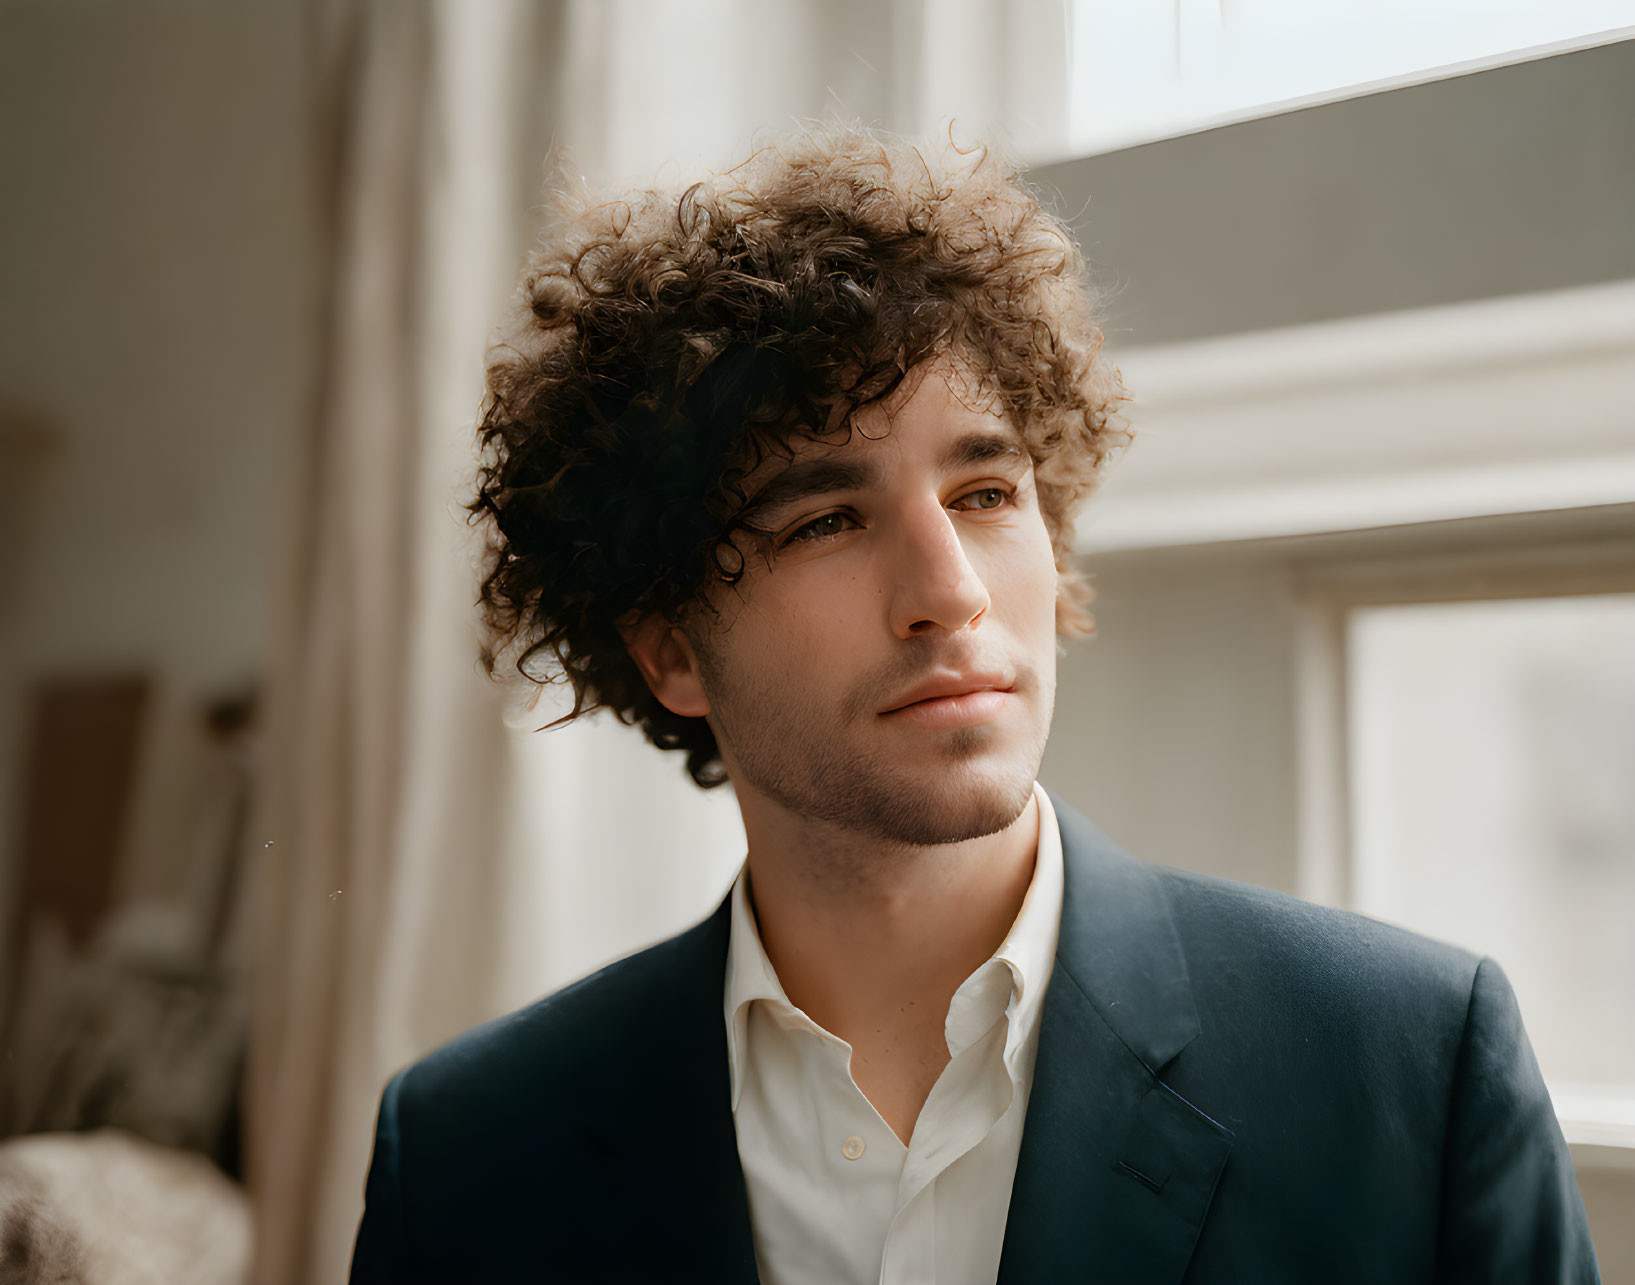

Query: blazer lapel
[[997, 796, 1233, 1285]]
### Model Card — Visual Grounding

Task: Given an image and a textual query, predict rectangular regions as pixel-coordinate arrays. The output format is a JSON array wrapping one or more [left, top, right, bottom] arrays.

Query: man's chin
[[720, 712, 1046, 848], [846, 767, 1037, 847]]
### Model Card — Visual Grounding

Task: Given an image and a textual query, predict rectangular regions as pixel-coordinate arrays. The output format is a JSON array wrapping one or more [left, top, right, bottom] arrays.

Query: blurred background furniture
[[0, 1129, 251, 1285]]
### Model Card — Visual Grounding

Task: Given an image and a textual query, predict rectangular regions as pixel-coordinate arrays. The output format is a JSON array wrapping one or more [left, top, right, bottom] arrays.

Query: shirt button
[[841, 1135, 866, 1161]]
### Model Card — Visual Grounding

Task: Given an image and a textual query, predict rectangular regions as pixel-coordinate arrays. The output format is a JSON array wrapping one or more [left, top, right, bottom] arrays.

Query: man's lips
[[877, 672, 1017, 729], [879, 672, 1014, 714], [879, 688, 1015, 729]]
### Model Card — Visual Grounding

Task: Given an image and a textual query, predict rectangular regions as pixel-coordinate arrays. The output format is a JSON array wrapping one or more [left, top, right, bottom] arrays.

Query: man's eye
[[954, 487, 1010, 511], [784, 512, 855, 544]]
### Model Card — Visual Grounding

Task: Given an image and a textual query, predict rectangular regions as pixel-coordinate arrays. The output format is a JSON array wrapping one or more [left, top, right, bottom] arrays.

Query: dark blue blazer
[[351, 796, 1599, 1283]]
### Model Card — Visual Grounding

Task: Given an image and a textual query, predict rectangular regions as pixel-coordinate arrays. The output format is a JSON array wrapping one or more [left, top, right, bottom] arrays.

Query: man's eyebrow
[[942, 427, 1027, 471], [740, 458, 880, 523], [739, 427, 1027, 523]]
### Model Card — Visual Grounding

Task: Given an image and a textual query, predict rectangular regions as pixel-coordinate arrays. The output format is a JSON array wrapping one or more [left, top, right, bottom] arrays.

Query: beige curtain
[[245, 2, 426, 1279], [245, 2, 514, 1280]]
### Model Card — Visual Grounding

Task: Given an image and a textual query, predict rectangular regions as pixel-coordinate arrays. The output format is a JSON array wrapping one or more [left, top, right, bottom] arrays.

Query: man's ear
[[620, 613, 711, 718]]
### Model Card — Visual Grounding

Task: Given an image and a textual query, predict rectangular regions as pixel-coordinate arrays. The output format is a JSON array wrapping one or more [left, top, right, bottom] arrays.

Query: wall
[[1034, 38, 1635, 346], [0, 3, 316, 911]]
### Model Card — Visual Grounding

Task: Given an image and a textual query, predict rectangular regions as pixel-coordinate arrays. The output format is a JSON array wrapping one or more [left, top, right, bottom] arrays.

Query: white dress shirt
[[723, 783, 1065, 1285]]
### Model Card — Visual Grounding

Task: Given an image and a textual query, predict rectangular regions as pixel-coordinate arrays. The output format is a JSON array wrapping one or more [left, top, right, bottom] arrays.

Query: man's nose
[[887, 503, 992, 640]]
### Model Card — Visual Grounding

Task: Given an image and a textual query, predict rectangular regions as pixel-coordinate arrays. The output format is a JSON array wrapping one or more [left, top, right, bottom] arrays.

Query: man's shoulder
[[392, 898, 730, 1116], [1156, 861, 1478, 968], [1054, 796, 1482, 1012], [353, 901, 751, 1276], [1148, 860, 1483, 1021]]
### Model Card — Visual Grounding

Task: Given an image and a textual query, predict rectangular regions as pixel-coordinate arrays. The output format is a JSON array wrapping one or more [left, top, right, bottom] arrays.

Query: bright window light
[[1346, 593, 1635, 1108], [1066, 1, 1635, 157]]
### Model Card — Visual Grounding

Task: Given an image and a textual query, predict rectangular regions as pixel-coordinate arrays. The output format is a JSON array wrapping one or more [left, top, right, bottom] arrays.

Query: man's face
[[683, 359, 1060, 848]]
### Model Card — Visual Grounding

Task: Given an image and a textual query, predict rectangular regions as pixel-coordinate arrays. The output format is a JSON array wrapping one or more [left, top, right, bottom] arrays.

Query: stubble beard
[[697, 646, 1051, 849]]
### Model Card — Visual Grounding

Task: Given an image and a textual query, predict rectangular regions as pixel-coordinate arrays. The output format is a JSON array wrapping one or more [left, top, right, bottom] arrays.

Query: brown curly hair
[[469, 125, 1128, 788]]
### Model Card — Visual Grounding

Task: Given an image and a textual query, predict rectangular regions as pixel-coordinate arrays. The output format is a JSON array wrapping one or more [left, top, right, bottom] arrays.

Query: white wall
[[1041, 551, 1301, 891]]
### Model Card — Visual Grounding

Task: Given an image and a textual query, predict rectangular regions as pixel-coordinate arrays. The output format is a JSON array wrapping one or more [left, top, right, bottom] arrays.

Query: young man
[[350, 128, 1598, 1283]]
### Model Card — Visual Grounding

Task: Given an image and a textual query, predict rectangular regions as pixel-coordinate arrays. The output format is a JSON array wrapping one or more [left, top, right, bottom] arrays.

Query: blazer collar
[[1051, 793, 1204, 1072], [997, 792, 1233, 1285]]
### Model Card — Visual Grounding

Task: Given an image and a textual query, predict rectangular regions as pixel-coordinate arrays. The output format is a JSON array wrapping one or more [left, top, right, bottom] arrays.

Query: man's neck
[[738, 789, 1041, 1140]]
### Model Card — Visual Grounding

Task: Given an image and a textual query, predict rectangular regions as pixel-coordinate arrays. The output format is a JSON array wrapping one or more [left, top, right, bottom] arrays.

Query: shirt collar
[[957, 783, 1063, 1065], [723, 781, 1066, 1111], [724, 859, 793, 1110]]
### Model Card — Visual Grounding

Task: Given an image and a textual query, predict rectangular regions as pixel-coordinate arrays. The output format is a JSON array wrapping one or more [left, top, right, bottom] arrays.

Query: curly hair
[[469, 124, 1128, 788]]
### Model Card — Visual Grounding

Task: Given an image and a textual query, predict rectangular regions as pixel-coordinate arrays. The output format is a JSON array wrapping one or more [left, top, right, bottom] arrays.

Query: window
[[1345, 593, 1635, 1131], [1064, 0, 1635, 158]]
